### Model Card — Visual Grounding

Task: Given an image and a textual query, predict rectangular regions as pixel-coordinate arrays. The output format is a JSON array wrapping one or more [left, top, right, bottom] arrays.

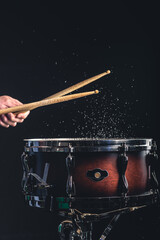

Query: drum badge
[[86, 168, 109, 182]]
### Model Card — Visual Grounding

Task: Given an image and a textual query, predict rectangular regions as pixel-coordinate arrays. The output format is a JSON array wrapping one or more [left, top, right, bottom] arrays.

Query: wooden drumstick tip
[[106, 70, 111, 74], [94, 90, 99, 94]]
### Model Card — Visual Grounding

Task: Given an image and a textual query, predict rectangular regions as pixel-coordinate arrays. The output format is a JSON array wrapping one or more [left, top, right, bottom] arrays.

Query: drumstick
[[0, 90, 99, 115], [15, 70, 110, 115], [44, 70, 110, 100]]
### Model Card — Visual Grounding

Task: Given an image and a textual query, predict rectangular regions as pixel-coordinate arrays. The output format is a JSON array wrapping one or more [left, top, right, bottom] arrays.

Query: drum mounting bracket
[[117, 143, 128, 196], [66, 151, 76, 196]]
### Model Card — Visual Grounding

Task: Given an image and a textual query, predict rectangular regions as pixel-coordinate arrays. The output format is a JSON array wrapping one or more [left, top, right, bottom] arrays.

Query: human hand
[[0, 95, 30, 128]]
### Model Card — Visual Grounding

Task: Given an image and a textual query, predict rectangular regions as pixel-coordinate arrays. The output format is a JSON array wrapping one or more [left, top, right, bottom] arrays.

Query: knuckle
[[10, 115, 15, 121], [2, 95, 9, 101]]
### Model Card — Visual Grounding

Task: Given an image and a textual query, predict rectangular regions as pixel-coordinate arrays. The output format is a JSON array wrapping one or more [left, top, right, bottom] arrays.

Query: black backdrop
[[0, 1, 160, 240]]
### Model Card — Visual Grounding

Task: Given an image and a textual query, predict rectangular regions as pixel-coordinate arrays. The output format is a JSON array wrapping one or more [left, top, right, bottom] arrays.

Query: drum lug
[[117, 143, 128, 196], [21, 152, 30, 193], [66, 153, 76, 196], [146, 141, 159, 190]]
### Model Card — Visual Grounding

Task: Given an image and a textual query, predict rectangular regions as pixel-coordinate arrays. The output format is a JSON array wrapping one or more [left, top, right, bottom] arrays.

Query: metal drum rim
[[24, 138, 152, 141], [24, 138, 153, 152]]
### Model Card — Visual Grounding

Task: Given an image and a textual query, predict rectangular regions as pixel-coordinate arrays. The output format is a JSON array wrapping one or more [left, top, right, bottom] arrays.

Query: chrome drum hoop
[[24, 138, 153, 153]]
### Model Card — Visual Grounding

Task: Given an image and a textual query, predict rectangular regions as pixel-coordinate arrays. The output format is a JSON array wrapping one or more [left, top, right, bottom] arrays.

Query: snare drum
[[21, 138, 159, 212]]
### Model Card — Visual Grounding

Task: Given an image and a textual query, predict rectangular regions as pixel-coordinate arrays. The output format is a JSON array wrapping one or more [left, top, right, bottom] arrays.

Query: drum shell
[[26, 150, 149, 198]]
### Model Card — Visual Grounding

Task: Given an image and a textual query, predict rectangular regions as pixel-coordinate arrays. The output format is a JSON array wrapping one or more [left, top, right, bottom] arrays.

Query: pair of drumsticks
[[0, 70, 111, 115]]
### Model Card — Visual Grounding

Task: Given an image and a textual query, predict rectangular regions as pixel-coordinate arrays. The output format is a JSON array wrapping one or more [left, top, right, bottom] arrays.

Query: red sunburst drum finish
[[23, 138, 154, 199], [73, 151, 148, 197]]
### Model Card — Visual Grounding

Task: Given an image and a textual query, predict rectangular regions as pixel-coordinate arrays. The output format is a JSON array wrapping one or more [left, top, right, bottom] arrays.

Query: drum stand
[[58, 206, 143, 240], [58, 150, 152, 239]]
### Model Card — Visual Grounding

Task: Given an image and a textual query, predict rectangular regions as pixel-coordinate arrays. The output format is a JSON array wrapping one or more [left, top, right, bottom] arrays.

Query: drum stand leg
[[58, 206, 139, 240], [99, 214, 121, 240], [58, 214, 121, 240], [58, 208, 124, 240]]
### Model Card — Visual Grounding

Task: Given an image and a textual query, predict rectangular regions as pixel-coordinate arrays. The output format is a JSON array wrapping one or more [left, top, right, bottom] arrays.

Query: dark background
[[0, 1, 160, 239]]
